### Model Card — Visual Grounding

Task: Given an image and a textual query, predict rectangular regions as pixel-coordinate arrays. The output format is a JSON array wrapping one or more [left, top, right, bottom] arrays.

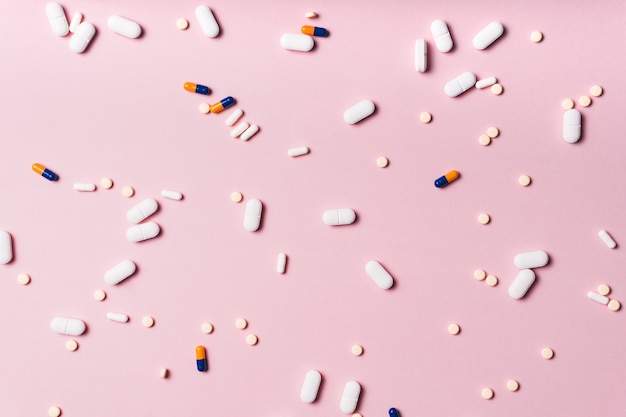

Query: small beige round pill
[[541, 347, 554, 359], [176, 18, 189, 30], [305, 11, 318, 18], [590, 85, 603, 97], [478, 213, 491, 225], [159, 368, 169, 378], [100, 177, 113, 189], [231, 192, 243, 203], [597, 284, 611, 296], [419, 111, 432, 123], [142, 316, 155, 328], [530, 30, 543, 42], [479, 134, 491, 146], [518, 175, 531, 186], [65, 339, 78, 352], [17, 273, 31, 285], [121, 186, 135, 197], [48, 406, 62, 417], [448, 323, 460, 335], [578, 95, 592, 107], [235, 318, 248, 329], [486, 126, 500, 138], [506, 379, 520, 392], [561, 98, 575, 110], [246, 334, 258, 345], [474, 269, 486, 280], [351, 344, 364, 356], [353, 414, 363, 417], [481, 387, 494, 400], [485, 275, 498, 286], [376, 156, 389, 168], [93, 289, 106, 301], [201, 322, 214, 334], [491, 83, 503, 95], [199, 102, 211, 114], [608, 299, 621, 311]]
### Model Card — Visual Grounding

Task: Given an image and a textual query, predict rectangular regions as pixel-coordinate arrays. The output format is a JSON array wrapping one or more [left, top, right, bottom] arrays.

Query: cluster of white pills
[[224, 108, 260, 141], [301, 372, 362, 413], [508, 251, 549, 299]]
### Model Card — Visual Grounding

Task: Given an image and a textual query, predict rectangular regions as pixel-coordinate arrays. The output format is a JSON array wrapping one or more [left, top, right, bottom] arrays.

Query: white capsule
[[508, 269, 536, 299], [563, 109, 582, 143], [322, 209, 356, 226], [69, 22, 96, 53], [444, 72, 476, 97], [231, 121, 250, 138], [430, 19, 453, 52], [415, 38, 427, 72], [195, 5, 220, 38], [126, 221, 160, 242], [225, 109, 244, 126], [69, 12, 82, 33], [127, 198, 159, 223], [50, 317, 86, 336], [300, 370, 322, 403], [73, 183, 96, 191], [104, 260, 137, 285], [280, 33, 314, 51], [240, 124, 259, 141], [277, 253, 287, 274], [365, 261, 394, 289], [288, 147, 310, 157], [472, 21, 504, 50], [514, 250, 549, 269], [475, 76, 497, 89], [0, 230, 13, 264], [344, 99, 375, 124], [46, 2, 69, 37], [161, 190, 183, 200], [339, 380, 361, 414], [107, 15, 142, 39], [598, 230, 617, 249], [107, 312, 129, 323], [243, 199, 262, 232], [588, 291, 609, 305]]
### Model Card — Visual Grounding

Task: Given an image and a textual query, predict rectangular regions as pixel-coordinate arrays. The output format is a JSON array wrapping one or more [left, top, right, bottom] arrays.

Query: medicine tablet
[[300, 370, 322, 403], [597, 284, 611, 296], [231, 121, 250, 138], [201, 322, 214, 334], [608, 299, 621, 311], [444, 72, 477, 98], [365, 260, 394, 289], [46, 2, 69, 37], [475, 77, 497, 89], [430, 19, 453, 52], [142, 316, 155, 328], [481, 387, 494, 400], [419, 112, 432, 123], [107, 15, 142, 39], [514, 251, 549, 269], [240, 124, 259, 141], [176, 18, 189, 30], [587, 291, 609, 305], [541, 347, 554, 359], [50, 317, 86, 336], [231, 192, 243, 203], [69, 12, 82, 33], [351, 344, 364, 356], [474, 269, 486, 280], [323, 208, 356, 226], [280, 33, 314, 51], [478, 213, 490, 225], [48, 406, 62, 417], [65, 339, 78, 351], [561, 98, 574, 110], [288, 146, 310, 157], [530, 31, 543, 42], [518, 175, 531, 186], [243, 199, 262, 231], [195, 5, 219, 38], [235, 318, 248, 329], [93, 289, 106, 301], [448, 323, 460, 335], [478, 134, 491, 146], [199, 103, 210, 114], [107, 312, 129, 323], [590, 85, 603, 97], [100, 178, 113, 189], [339, 380, 361, 414], [277, 253, 287, 274], [126, 222, 161, 242], [508, 269, 535, 299], [246, 334, 258, 345], [159, 368, 169, 378], [486, 126, 500, 138], [506, 379, 519, 391], [73, 183, 96, 191], [598, 230, 617, 249], [69, 22, 95, 53], [578, 96, 592, 107], [344, 99, 376, 124], [491, 83, 503, 95], [563, 109, 582, 143], [127, 198, 158, 223], [225, 109, 244, 126], [415, 38, 427, 72], [122, 186, 135, 197], [472, 21, 504, 50], [161, 189, 183, 200], [305, 11, 318, 19], [104, 260, 137, 285], [377, 157, 389, 168], [485, 275, 498, 286], [17, 273, 30, 285], [0, 230, 13, 264]]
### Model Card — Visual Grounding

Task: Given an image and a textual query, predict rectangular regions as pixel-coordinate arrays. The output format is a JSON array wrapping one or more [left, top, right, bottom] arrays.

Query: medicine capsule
[[32, 163, 58, 181], [434, 170, 459, 188], [184, 82, 210, 95], [301, 25, 328, 37], [196, 345, 207, 372], [209, 96, 235, 113]]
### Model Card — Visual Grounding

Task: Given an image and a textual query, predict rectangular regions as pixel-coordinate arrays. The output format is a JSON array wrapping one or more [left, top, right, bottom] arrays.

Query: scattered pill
[[474, 269, 486, 280], [518, 175, 531, 186], [73, 183, 96, 191], [235, 318, 248, 329], [486, 126, 500, 138], [199, 102, 210, 113], [107, 15, 142, 38], [491, 83, 503, 95], [161, 189, 183, 200], [590, 85, 603, 97], [485, 275, 498, 286], [142, 316, 155, 328], [434, 170, 460, 188], [339, 380, 362, 414], [159, 368, 169, 378], [561, 98, 575, 110], [351, 344, 364, 356], [196, 345, 208, 371], [121, 186, 135, 197], [240, 124, 259, 141], [305, 11, 318, 19], [389, 407, 400, 417], [100, 177, 113, 189], [50, 317, 86, 336], [365, 260, 394, 290], [598, 230, 617, 249], [376, 156, 389, 168], [107, 312, 129, 323], [419, 111, 432, 123], [65, 339, 78, 351], [448, 323, 460, 335], [588, 291, 609, 305], [472, 21, 504, 50], [69, 22, 96, 53], [478, 134, 491, 146], [17, 273, 30, 285], [0, 231, 12, 264], [231, 192, 243, 203], [430, 19, 453, 52], [578, 95, 592, 107], [69, 12, 82, 33], [444, 72, 477, 97], [509, 269, 535, 299], [514, 251, 549, 269], [280, 33, 314, 51], [176, 18, 189, 30], [288, 146, 310, 157], [93, 289, 106, 301], [243, 199, 263, 232], [300, 370, 322, 403], [48, 406, 62, 417], [506, 379, 520, 391], [608, 299, 621, 311], [184, 82, 210, 95], [597, 284, 611, 296], [126, 222, 161, 242], [127, 198, 158, 223], [563, 109, 582, 143], [277, 253, 287, 274], [481, 387, 494, 400], [46, 2, 69, 36], [302, 25, 328, 37], [104, 260, 137, 285], [475, 76, 497, 89], [322, 208, 356, 226], [32, 163, 58, 181], [478, 213, 490, 225], [415, 38, 427, 72], [195, 5, 219, 37], [246, 334, 258, 345], [530, 30, 543, 42], [225, 109, 244, 126], [211, 96, 235, 113], [201, 322, 214, 334], [541, 347, 554, 359], [344, 99, 376, 124]]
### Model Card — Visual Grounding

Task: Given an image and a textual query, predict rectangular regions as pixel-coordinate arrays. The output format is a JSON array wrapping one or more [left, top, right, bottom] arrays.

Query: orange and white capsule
[[196, 345, 207, 371], [434, 170, 460, 188]]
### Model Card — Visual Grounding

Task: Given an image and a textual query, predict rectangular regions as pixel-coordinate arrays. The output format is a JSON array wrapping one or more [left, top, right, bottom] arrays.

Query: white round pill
[[231, 192, 243, 203], [485, 275, 498, 287], [491, 83, 503, 95], [518, 175, 531, 186], [201, 322, 214, 334], [561, 98, 575, 110], [122, 186, 135, 197], [351, 344, 364, 356], [479, 134, 491, 146], [176, 18, 189, 30], [376, 156, 389, 168], [474, 269, 486, 281], [65, 339, 78, 351], [481, 387, 494, 399], [17, 273, 31, 285], [199, 102, 210, 114], [486, 126, 500, 138], [419, 111, 432, 123], [478, 213, 491, 225], [159, 367, 169, 378], [541, 347, 554, 359], [608, 299, 621, 311], [235, 318, 248, 329], [100, 177, 113, 189], [506, 379, 520, 391], [597, 284, 611, 296], [93, 289, 106, 301], [530, 31, 543, 42], [48, 406, 62, 417], [590, 85, 603, 97], [142, 316, 155, 328], [246, 334, 258, 345], [448, 323, 460, 335], [578, 95, 592, 107]]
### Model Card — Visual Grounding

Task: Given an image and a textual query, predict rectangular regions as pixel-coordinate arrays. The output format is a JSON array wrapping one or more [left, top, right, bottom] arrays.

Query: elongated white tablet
[[598, 230, 617, 249], [244, 199, 262, 232], [46, 2, 69, 37], [225, 109, 244, 126], [69, 12, 82, 33], [340, 380, 361, 414], [195, 5, 219, 38], [280, 33, 314, 51], [241, 124, 259, 141], [444, 72, 476, 97], [0, 230, 13, 264], [127, 198, 158, 223], [300, 370, 322, 403], [50, 317, 86, 335], [415, 38, 427, 72], [107, 15, 142, 39], [69, 22, 95, 53], [365, 261, 394, 289], [104, 260, 137, 285], [344, 100, 375, 124], [475, 76, 496, 89], [430, 19, 453, 52], [277, 253, 287, 274], [161, 190, 183, 200], [73, 183, 96, 191], [107, 312, 129, 323], [126, 222, 160, 242], [563, 109, 582, 143], [231, 122, 250, 138], [323, 209, 356, 226], [508, 269, 536, 299], [472, 21, 504, 50], [514, 251, 549, 269], [588, 291, 609, 305], [288, 147, 309, 157]]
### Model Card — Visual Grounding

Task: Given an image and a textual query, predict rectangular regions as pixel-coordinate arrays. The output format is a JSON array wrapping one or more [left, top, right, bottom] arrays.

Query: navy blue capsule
[[302, 25, 328, 37], [184, 82, 210, 95], [389, 408, 400, 417], [32, 163, 58, 181], [434, 170, 460, 188]]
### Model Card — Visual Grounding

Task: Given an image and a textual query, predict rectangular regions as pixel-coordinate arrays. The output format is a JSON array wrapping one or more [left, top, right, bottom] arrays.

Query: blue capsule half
[[389, 408, 400, 417]]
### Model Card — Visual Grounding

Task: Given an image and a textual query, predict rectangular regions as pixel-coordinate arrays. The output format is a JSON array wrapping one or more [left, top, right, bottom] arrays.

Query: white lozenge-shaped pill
[[280, 33, 314, 51], [46, 2, 69, 36], [514, 250, 549, 269], [107, 15, 142, 39], [475, 76, 497, 89], [365, 261, 394, 289], [588, 291, 609, 305], [430, 19, 453, 52], [444, 72, 476, 97], [339, 380, 361, 414], [415, 38, 427, 72], [225, 109, 244, 126], [73, 183, 96, 191], [195, 5, 219, 38], [107, 312, 129, 323], [127, 198, 158, 223], [244, 199, 262, 232], [126, 222, 160, 242], [240, 124, 259, 141], [161, 190, 182, 200], [288, 146, 310, 157], [300, 370, 322, 403], [563, 109, 582, 143], [104, 260, 137, 285], [344, 100, 375, 124], [69, 22, 96, 53], [231, 122, 250, 138], [472, 21, 504, 50], [0, 230, 13, 264], [598, 230, 617, 249], [508, 269, 536, 299], [277, 253, 287, 274], [322, 209, 356, 226], [50, 317, 86, 335], [69, 12, 82, 33]]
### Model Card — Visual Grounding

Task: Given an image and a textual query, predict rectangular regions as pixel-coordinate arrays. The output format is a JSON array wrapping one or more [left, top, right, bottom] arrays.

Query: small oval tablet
[[486, 126, 499, 138], [195, 5, 219, 38], [365, 260, 394, 289], [107, 312, 129, 323], [340, 380, 361, 414], [508, 269, 536, 299], [73, 183, 96, 191], [46, 2, 69, 37], [277, 253, 287, 274], [0, 230, 13, 264], [415, 38, 427, 72], [69, 12, 82, 33], [598, 230, 617, 249], [561, 98, 574, 110], [300, 370, 322, 403], [288, 147, 310, 157], [69, 22, 96, 53], [161, 190, 182, 200], [126, 222, 160, 242], [225, 109, 244, 126], [563, 109, 582, 143], [231, 121, 250, 138], [472, 21, 504, 50], [344, 99, 375, 124], [243, 199, 262, 232], [50, 317, 86, 336], [104, 259, 137, 285], [475, 77, 496, 89], [107, 15, 142, 39], [280, 33, 314, 51], [127, 198, 158, 223], [514, 251, 549, 269], [323, 208, 356, 226], [444, 72, 476, 97], [588, 291, 609, 305], [430, 19, 453, 52]]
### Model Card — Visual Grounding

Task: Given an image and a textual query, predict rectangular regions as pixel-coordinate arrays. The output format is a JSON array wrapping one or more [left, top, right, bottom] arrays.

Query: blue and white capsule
[[434, 170, 459, 188]]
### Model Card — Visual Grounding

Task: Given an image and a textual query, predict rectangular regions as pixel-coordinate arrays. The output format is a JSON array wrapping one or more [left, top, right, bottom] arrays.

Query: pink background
[[1, 0, 625, 415]]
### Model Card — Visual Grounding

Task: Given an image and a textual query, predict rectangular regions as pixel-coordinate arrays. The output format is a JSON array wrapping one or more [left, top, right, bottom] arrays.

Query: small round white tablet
[[597, 284, 611, 296], [231, 191, 243, 203], [100, 178, 113, 189], [541, 347, 554, 359], [479, 134, 491, 146], [48, 406, 62, 417], [506, 379, 519, 391], [122, 186, 135, 197], [486, 126, 500, 138], [235, 318, 248, 329], [530, 31, 543, 42], [65, 340, 78, 351], [142, 316, 155, 328], [93, 289, 106, 301], [17, 273, 31, 285], [176, 18, 189, 30], [199, 102, 210, 114], [474, 269, 486, 280], [420, 112, 432, 123], [246, 334, 258, 345], [478, 213, 490, 225], [578, 95, 592, 107], [561, 98, 575, 110], [159, 368, 169, 378], [590, 85, 603, 97], [481, 387, 494, 399], [518, 175, 531, 186], [608, 299, 621, 311], [201, 322, 214, 334], [485, 275, 498, 286], [377, 156, 389, 168], [491, 83, 503, 95], [448, 323, 460, 335], [351, 344, 364, 356]]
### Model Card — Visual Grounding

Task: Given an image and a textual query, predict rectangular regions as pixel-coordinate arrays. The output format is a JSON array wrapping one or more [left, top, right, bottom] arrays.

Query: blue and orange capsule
[[209, 96, 235, 113], [301, 25, 328, 37], [434, 170, 460, 188], [32, 163, 58, 181], [184, 82, 210, 95], [196, 345, 207, 372]]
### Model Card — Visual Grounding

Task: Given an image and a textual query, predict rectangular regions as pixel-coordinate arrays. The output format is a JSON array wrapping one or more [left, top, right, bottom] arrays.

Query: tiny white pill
[[161, 190, 183, 200], [280, 33, 314, 51], [444, 72, 476, 97], [472, 21, 504, 50], [288, 147, 310, 157], [508, 269, 536, 299], [50, 317, 86, 336], [176, 18, 189, 30], [305, 11, 318, 19], [100, 177, 113, 189], [339, 380, 361, 414], [351, 344, 364, 356], [107, 312, 129, 323], [430, 19, 453, 52], [323, 209, 356, 226], [122, 185, 135, 197], [17, 273, 31, 285], [277, 253, 287, 274], [344, 99, 375, 124], [107, 15, 142, 39], [235, 318, 248, 329], [46, 2, 69, 37], [93, 289, 106, 301], [127, 198, 158, 223], [246, 334, 258, 345], [243, 199, 262, 232], [126, 222, 160, 242], [0, 230, 13, 264], [598, 230, 617, 249], [69, 12, 82, 33], [65, 339, 78, 351], [69, 22, 96, 53], [588, 291, 609, 305], [159, 368, 169, 378], [491, 83, 503, 95], [104, 260, 137, 285], [225, 109, 244, 126], [195, 5, 219, 38], [142, 316, 155, 327], [415, 38, 427, 72], [475, 76, 497, 89], [48, 406, 62, 417], [598, 284, 611, 296], [240, 124, 259, 141], [231, 121, 250, 138], [201, 322, 214, 333], [563, 109, 582, 143], [300, 370, 322, 403], [73, 183, 96, 191], [530, 30, 543, 42], [514, 251, 549, 269], [365, 261, 394, 289]]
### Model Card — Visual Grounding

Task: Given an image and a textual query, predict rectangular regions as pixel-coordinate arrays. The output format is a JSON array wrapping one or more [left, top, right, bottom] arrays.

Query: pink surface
[[1, 0, 625, 415]]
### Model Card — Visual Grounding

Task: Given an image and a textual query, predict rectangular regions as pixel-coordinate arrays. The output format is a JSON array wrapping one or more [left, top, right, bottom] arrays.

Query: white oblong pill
[[46, 2, 69, 37], [244, 199, 262, 232], [240, 124, 259, 141], [0, 230, 13, 264], [430, 19, 453, 52], [73, 183, 96, 191], [127, 198, 158, 223], [277, 253, 287, 274], [415, 38, 427, 72], [588, 291, 609, 305], [444, 72, 476, 97], [69, 12, 82, 33], [50, 317, 86, 336], [107, 312, 129, 323], [104, 260, 137, 285], [231, 121, 250, 138], [475, 76, 497, 89], [472, 21, 504, 50], [195, 5, 220, 38], [69, 22, 96, 53], [288, 147, 310, 157], [322, 209, 356, 226], [514, 250, 549, 269], [300, 370, 322, 403], [508, 269, 536, 299], [344, 99, 375, 124], [126, 222, 160, 242], [161, 190, 183, 200], [365, 260, 394, 289], [563, 109, 582, 143], [225, 109, 244, 126], [280, 33, 314, 51], [598, 230, 617, 249], [339, 380, 361, 414], [107, 15, 142, 39]]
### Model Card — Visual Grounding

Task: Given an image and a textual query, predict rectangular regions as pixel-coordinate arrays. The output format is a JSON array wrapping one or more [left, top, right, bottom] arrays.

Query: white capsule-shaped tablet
[[0, 230, 13, 264], [339, 380, 361, 414], [127, 198, 158, 223], [104, 260, 137, 285], [280, 33, 314, 51], [243, 199, 262, 232], [46, 2, 69, 37], [69, 22, 96, 53], [277, 253, 287, 274], [231, 121, 250, 138], [300, 370, 322, 403], [598, 230, 617, 249], [126, 221, 160, 242], [444, 72, 476, 97], [195, 5, 220, 38], [472, 21, 504, 50], [107, 15, 142, 39], [588, 291, 609, 305], [50, 317, 86, 336], [563, 109, 582, 143], [430, 19, 453, 52], [344, 99, 375, 124], [365, 260, 394, 289], [240, 124, 259, 141], [225, 109, 244, 126], [475, 76, 497, 89], [514, 250, 549, 269], [323, 209, 356, 226], [508, 269, 536, 299], [73, 183, 96, 191], [288, 147, 310, 157], [107, 312, 129, 323], [415, 38, 427, 72], [69, 12, 82, 33], [161, 190, 183, 200]]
